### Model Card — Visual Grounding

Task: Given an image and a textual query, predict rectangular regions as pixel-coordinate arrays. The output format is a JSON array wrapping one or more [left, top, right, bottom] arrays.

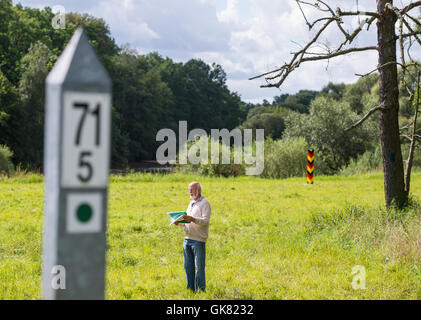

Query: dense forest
[[0, 1, 246, 169], [0, 0, 420, 176]]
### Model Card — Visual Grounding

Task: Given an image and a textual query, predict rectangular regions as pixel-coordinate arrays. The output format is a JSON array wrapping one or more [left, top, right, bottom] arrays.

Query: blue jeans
[[183, 238, 206, 292]]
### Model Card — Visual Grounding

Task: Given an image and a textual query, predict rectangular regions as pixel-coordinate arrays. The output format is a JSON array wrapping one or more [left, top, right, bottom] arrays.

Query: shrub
[[260, 136, 307, 179], [339, 145, 383, 176], [176, 135, 310, 179], [0, 145, 14, 175], [340, 143, 421, 176], [176, 137, 246, 177]]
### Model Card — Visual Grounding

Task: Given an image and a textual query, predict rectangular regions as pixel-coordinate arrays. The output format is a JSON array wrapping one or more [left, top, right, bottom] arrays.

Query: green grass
[[0, 171, 420, 299]]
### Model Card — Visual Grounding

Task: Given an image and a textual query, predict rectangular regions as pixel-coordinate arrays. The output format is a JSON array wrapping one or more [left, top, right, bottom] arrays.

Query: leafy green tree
[[242, 113, 285, 140], [242, 104, 292, 139], [319, 82, 346, 101], [0, 2, 248, 169], [0, 69, 17, 147], [274, 89, 318, 113], [12, 41, 56, 168], [245, 105, 267, 119], [284, 96, 374, 174], [159, 57, 246, 132], [65, 12, 118, 58], [108, 51, 174, 162], [343, 74, 379, 114], [272, 94, 289, 105]]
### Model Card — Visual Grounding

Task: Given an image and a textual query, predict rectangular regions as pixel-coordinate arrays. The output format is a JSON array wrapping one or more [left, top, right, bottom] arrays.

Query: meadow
[[0, 172, 420, 299]]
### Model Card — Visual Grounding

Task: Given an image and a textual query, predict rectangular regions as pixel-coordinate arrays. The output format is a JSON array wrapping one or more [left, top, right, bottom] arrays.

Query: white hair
[[190, 182, 202, 194]]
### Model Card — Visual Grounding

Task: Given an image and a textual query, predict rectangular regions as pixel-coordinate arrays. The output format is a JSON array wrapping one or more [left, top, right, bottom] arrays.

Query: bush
[[175, 137, 246, 177], [0, 145, 14, 175], [260, 136, 307, 179], [339, 145, 383, 176], [340, 143, 421, 176]]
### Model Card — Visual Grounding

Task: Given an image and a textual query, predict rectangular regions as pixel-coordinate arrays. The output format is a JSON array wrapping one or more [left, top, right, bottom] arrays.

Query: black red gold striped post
[[307, 148, 314, 184]]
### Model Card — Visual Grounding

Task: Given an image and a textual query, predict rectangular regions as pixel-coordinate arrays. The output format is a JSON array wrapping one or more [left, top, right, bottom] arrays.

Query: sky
[[12, 0, 421, 103]]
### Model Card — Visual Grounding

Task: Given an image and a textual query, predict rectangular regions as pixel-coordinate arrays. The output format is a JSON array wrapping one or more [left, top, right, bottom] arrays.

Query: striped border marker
[[307, 148, 314, 184]]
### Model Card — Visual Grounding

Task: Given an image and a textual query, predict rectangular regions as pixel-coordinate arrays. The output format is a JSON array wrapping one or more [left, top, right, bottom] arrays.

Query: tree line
[[0, 1, 246, 170], [1, 1, 419, 183]]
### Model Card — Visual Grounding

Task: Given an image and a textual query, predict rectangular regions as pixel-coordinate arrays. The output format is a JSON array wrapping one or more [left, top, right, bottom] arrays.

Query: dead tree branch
[[404, 71, 420, 192], [401, 1, 421, 15], [345, 103, 386, 131], [250, 1, 379, 87]]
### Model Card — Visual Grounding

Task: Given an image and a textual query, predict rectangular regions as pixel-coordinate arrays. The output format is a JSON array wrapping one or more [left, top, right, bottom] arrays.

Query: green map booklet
[[167, 211, 191, 225]]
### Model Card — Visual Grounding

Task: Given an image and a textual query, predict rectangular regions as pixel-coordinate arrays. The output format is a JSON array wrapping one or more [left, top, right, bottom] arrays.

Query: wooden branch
[[335, 9, 381, 19], [403, 12, 421, 28], [401, 1, 421, 15], [346, 16, 376, 44], [355, 61, 417, 78], [296, 0, 350, 41], [402, 134, 421, 143], [396, 12, 413, 99], [249, 16, 337, 82], [400, 124, 410, 132], [407, 36, 414, 62], [290, 46, 378, 63], [401, 30, 421, 38], [355, 7, 420, 102], [404, 71, 420, 192], [402, 18, 421, 47], [297, 0, 330, 13], [345, 103, 386, 132], [296, 0, 312, 28], [255, 46, 378, 87], [250, 1, 380, 87]]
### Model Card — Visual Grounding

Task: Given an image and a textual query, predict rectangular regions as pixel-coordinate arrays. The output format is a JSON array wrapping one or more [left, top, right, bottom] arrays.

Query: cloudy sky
[[12, 0, 421, 103]]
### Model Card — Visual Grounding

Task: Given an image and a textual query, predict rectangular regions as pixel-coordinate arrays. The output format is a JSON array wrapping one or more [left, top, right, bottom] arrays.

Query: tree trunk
[[377, 0, 407, 208]]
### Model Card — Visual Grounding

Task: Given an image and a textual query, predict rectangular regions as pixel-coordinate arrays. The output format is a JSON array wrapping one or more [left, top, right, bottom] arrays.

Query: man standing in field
[[175, 181, 211, 292]]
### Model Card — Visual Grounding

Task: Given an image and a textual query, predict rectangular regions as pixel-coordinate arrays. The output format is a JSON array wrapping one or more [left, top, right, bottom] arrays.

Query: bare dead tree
[[250, 0, 421, 208]]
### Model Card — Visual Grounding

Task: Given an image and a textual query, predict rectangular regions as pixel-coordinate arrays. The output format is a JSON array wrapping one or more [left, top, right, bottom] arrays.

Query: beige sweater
[[182, 196, 211, 242]]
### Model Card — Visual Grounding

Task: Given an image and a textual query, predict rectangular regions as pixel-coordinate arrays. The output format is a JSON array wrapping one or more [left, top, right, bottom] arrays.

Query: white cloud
[[12, 0, 421, 103], [96, 0, 160, 43]]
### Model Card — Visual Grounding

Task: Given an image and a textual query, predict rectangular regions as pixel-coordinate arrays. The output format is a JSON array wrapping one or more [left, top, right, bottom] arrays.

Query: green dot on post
[[76, 203, 92, 223]]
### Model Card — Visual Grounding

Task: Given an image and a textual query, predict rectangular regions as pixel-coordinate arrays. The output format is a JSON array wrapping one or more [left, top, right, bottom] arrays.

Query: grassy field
[[0, 172, 420, 299]]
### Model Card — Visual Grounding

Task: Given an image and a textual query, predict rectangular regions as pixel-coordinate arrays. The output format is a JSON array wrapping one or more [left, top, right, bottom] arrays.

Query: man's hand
[[182, 215, 196, 223]]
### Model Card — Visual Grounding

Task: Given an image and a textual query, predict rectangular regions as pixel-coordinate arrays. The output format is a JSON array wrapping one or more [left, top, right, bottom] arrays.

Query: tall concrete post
[[42, 27, 111, 299]]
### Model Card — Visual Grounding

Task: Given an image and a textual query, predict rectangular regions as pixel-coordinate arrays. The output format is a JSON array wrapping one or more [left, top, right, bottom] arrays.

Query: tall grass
[[0, 172, 420, 299], [305, 201, 421, 265]]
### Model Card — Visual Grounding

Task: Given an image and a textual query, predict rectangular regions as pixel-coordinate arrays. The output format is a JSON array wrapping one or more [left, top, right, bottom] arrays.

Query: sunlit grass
[[0, 171, 420, 299]]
